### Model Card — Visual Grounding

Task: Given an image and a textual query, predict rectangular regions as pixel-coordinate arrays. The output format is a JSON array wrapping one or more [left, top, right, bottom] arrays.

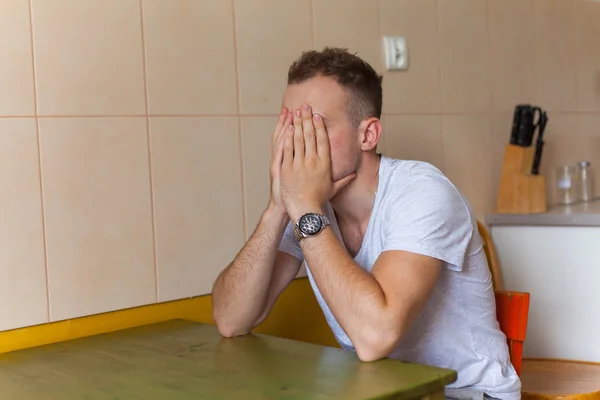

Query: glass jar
[[577, 161, 594, 202], [554, 165, 578, 205]]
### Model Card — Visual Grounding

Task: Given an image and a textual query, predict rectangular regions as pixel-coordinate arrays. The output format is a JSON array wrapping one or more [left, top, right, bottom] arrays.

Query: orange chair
[[478, 221, 600, 399], [478, 221, 530, 377], [494, 290, 530, 377], [479, 220, 504, 291]]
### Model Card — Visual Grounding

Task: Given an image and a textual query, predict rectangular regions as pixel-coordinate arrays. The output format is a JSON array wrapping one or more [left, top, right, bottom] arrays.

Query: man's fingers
[[332, 173, 357, 196], [293, 109, 304, 162], [272, 107, 288, 149], [272, 124, 286, 169], [283, 124, 295, 168], [273, 111, 292, 158], [313, 113, 330, 159], [301, 104, 316, 158]]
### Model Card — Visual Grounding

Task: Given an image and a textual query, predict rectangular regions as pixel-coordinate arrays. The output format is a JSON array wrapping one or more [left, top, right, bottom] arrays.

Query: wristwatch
[[293, 212, 330, 242]]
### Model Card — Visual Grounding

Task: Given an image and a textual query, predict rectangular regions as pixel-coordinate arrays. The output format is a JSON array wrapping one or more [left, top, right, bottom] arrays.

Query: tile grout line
[[377, 0, 386, 151], [485, 0, 495, 190], [530, 0, 538, 107], [435, 0, 444, 114], [310, 0, 316, 48], [2, 110, 599, 120], [231, 0, 247, 240], [28, 0, 52, 323], [0, 114, 280, 119], [486, 0, 494, 114], [533, 0, 540, 108], [138, 0, 159, 303], [435, 0, 447, 171], [572, 0, 580, 111]]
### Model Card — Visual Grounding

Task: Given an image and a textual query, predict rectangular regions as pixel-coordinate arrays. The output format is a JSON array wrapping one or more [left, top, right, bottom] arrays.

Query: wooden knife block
[[496, 144, 547, 214]]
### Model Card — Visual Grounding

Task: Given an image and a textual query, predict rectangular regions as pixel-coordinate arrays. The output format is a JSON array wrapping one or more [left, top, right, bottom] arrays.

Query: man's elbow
[[216, 325, 248, 339], [212, 307, 252, 338], [214, 318, 251, 338], [354, 329, 402, 362]]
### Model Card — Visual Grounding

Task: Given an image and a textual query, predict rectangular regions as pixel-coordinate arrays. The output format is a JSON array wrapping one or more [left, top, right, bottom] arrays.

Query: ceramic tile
[[537, 114, 600, 205], [490, 113, 514, 204], [575, 0, 600, 111], [142, 0, 237, 115], [314, 0, 382, 72], [576, 115, 600, 200], [0, 119, 48, 330], [149, 117, 245, 301], [0, 0, 35, 116], [31, 0, 146, 116], [533, 0, 577, 111], [39, 118, 155, 321], [442, 116, 495, 219], [380, 0, 441, 113], [240, 117, 274, 239], [438, 0, 490, 114], [234, 0, 312, 114], [489, 0, 537, 113], [377, 115, 387, 155], [382, 115, 444, 171]]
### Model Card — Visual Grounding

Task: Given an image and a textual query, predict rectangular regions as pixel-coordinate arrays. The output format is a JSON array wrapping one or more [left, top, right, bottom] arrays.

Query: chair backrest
[[477, 221, 530, 377], [494, 291, 530, 376], [477, 221, 504, 291]]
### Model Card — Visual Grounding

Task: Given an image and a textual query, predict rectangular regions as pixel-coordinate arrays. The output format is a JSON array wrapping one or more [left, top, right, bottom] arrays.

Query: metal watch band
[[293, 213, 330, 242]]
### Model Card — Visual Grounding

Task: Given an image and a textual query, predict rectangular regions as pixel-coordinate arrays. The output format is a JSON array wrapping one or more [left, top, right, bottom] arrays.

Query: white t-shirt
[[278, 156, 521, 400]]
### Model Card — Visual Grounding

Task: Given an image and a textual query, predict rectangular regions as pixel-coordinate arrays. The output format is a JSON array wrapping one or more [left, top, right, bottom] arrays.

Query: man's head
[[282, 47, 383, 181]]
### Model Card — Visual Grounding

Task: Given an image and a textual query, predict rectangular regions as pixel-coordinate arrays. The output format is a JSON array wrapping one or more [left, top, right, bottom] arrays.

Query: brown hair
[[287, 47, 383, 128]]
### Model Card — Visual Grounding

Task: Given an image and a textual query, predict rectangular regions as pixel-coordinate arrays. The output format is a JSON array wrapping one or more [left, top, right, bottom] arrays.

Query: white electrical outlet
[[382, 36, 408, 71]]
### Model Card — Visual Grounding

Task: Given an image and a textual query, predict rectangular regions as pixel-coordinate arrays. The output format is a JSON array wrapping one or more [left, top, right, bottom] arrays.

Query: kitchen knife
[[531, 111, 548, 175]]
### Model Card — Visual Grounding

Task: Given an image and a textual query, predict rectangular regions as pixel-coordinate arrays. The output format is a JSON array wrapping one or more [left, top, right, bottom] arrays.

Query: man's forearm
[[212, 206, 289, 336], [299, 227, 394, 357]]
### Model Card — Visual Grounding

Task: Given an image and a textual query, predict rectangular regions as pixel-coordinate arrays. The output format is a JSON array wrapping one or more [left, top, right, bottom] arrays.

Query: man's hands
[[279, 104, 356, 222], [268, 107, 293, 217]]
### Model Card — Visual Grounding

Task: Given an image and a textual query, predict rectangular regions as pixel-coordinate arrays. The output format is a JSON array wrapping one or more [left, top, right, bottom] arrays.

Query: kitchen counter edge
[[485, 199, 600, 227]]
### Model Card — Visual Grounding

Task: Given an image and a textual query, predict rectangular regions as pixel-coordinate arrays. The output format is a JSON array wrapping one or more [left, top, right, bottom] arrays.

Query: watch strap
[[293, 213, 330, 242]]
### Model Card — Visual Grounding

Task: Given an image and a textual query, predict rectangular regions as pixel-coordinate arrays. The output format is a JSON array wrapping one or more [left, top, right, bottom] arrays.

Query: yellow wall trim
[[0, 278, 339, 354], [0, 295, 214, 354]]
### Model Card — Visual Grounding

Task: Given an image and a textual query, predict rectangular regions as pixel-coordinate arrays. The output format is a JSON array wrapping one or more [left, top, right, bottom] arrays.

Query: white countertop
[[486, 198, 600, 226]]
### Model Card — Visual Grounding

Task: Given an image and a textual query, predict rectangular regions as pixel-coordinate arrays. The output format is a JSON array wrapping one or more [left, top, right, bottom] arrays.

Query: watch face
[[299, 213, 322, 235]]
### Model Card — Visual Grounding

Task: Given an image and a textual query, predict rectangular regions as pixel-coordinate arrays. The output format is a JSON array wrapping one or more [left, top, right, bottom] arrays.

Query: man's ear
[[359, 117, 382, 151]]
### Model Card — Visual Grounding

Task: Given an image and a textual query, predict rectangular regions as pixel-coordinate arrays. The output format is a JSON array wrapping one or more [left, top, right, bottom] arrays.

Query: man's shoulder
[[379, 156, 464, 205], [381, 156, 444, 177], [373, 157, 476, 271]]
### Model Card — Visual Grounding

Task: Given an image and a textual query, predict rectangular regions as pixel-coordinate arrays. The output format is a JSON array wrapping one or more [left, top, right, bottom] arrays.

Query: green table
[[0, 319, 456, 399]]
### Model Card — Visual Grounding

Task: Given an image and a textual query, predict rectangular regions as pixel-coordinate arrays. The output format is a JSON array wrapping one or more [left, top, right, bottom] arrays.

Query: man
[[211, 47, 521, 400]]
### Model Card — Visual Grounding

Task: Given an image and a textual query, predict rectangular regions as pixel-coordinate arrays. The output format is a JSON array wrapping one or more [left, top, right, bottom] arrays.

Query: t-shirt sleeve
[[278, 221, 304, 261], [382, 174, 474, 271]]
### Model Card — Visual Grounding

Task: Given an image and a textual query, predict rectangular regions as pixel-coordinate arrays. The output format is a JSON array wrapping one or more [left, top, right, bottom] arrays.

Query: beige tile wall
[[0, 0, 598, 331]]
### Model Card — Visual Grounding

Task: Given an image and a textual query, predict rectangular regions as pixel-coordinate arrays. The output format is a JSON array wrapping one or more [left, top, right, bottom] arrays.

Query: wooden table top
[[0, 319, 456, 399]]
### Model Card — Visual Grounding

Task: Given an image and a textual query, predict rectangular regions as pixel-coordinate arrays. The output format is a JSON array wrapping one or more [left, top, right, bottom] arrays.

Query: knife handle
[[531, 141, 544, 175]]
